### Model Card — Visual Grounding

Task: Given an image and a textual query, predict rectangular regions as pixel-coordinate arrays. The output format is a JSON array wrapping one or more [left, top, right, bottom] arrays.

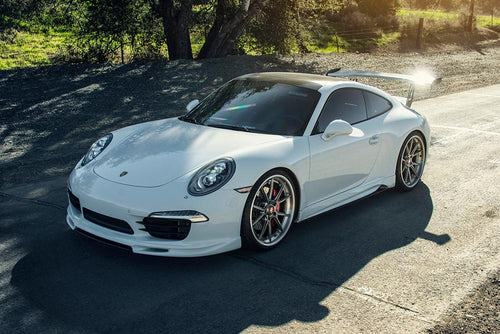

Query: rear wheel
[[396, 132, 426, 192], [241, 170, 296, 250]]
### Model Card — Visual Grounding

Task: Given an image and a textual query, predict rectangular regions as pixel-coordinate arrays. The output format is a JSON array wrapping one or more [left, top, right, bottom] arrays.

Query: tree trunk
[[120, 41, 124, 64], [158, 0, 193, 60], [197, 0, 226, 59], [294, 0, 309, 53], [198, 0, 270, 59]]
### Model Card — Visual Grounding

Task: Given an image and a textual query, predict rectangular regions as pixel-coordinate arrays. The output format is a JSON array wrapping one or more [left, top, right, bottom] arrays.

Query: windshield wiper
[[208, 124, 251, 132], [179, 116, 203, 125]]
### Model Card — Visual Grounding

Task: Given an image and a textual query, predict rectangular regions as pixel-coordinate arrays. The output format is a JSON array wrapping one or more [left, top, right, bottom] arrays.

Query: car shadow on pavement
[[7, 182, 449, 333]]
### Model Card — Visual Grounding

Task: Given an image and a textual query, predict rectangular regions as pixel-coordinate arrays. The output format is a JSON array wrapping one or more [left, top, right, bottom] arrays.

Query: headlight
[[81, 134, 113, 166], [188, 158, 235, 196]]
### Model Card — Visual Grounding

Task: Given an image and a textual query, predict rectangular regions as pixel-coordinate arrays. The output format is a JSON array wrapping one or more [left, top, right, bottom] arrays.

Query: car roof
[[237, 72, 345, 91]]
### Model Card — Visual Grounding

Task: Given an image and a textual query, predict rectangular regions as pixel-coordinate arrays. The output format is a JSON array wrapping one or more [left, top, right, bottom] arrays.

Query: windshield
[[180, 79, 320, 136]]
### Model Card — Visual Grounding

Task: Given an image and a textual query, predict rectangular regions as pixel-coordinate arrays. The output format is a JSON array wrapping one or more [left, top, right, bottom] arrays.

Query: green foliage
[[415, 0, 439, 10], [236, 0, 400, 55], [397, 8, 464, 36], [69, 0, 164, 63], [396, 8, 500, 35], [190, 1, 216, 57], [243, 0, 300, 54], [356, 0, 399, 17], [0, 0, 42, 20], [298, 0, 399, 53], [0, 0, 76, 29], [477, 13, 500, 29], [3, 0, 499, 69]]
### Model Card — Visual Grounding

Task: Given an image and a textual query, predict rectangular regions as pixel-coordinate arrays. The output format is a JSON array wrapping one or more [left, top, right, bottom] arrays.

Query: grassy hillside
[[398, 8, 500, 31], [1, 8, 499, 70], [0, 31, 70, 70]]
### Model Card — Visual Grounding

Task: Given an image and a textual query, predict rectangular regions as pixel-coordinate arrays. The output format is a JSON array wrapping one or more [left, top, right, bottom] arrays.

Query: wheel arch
[[413, 129, 427, 151], [239, 166, 302, 249], [404, 129, 428, 159], [395, 129, 427, 191], [254, 167, 301, 223]]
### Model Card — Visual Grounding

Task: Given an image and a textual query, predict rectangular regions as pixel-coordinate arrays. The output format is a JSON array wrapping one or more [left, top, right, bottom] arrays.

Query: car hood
[[93, 118, 285, 187]]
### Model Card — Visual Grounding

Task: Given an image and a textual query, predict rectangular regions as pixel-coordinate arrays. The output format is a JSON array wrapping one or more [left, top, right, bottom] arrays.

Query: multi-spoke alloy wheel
[[241, 171, 296, 249], [396, 132, 426, 191]]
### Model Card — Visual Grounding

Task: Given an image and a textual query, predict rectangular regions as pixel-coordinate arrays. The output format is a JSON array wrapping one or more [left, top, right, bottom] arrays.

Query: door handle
[[369, 135, 379, 145]]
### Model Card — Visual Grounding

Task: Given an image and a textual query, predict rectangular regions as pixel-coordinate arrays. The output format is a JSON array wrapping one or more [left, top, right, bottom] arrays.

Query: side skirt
[[296, 175, 394, 222]]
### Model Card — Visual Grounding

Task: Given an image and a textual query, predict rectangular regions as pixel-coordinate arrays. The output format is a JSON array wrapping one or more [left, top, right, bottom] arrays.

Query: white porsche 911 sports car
[[66, 69, 437, 257]]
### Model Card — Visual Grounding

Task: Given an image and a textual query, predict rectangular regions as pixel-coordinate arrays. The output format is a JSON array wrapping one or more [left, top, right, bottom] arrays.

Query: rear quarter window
[[364, 91, 392, 118], [315, 88, 367, 133]]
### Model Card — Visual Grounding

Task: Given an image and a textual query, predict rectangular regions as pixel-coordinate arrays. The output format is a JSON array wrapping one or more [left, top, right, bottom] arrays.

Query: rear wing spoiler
[[326, 68, 442, 108]]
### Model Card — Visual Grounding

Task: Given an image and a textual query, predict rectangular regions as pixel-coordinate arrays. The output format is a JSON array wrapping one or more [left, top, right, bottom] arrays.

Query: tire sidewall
[[240, 169, 296, 250], [396, 131, 426, 192]]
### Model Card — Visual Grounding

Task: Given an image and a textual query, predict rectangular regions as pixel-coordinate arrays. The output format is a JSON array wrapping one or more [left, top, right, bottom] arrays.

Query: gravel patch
[[427, 270, 500, 334]]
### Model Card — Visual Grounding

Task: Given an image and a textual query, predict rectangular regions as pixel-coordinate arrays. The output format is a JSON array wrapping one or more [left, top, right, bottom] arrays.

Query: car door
[[305, 88, 382, 207]]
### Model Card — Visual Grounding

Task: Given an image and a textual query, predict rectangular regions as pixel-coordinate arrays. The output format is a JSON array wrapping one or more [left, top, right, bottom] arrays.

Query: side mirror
[[321, 119, 353, 141], [186, 99, 200, 112]]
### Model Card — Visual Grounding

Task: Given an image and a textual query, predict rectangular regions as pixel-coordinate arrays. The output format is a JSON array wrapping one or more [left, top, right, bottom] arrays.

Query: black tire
[[395, 131, 426, 192], [241, 170, 297, 250]]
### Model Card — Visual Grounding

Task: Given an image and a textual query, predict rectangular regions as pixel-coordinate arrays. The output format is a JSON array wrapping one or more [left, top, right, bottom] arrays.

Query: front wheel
[[396, 132, 426, 192], [241, 170, 296, 250]]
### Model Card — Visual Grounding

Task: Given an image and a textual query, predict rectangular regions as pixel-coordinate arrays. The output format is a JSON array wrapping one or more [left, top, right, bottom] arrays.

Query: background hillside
[[1, 0, 500, 69]]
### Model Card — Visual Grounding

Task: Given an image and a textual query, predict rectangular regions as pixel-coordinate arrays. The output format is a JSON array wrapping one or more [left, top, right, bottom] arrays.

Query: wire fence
[[326, 21, 426, 51]]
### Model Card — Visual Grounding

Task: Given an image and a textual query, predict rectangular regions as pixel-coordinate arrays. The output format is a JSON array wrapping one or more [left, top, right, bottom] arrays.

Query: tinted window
[[315, 89, 367, 133], [364, 91, 392, 118], [180, 79, 320, 136]]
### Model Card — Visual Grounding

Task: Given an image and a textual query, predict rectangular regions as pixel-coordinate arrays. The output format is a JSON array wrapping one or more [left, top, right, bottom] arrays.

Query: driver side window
[[314, 88, 367, 134]]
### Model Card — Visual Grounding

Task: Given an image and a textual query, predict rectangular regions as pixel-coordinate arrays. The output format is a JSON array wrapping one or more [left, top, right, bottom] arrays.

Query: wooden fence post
[[416, 18, 424, 49], [467, 0, 475, 32]]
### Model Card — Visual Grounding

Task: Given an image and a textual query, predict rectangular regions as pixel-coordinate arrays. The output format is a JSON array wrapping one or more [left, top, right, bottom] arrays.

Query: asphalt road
[[1, 85, 499, 333]]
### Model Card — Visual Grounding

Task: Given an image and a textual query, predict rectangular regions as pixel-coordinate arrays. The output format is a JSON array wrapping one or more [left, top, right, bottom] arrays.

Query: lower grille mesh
[[140, 217, 191, 240], [83, 208, 134, 235]]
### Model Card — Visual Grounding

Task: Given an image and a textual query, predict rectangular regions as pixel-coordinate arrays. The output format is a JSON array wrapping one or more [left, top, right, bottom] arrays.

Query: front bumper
[[66, 168, 247, 257]]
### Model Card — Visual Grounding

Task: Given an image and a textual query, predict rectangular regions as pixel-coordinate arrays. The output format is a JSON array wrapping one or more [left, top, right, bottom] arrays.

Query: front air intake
[[83, 208, 134, 235], [67, 189, 81, 212], [140, 217, 191, 240]]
